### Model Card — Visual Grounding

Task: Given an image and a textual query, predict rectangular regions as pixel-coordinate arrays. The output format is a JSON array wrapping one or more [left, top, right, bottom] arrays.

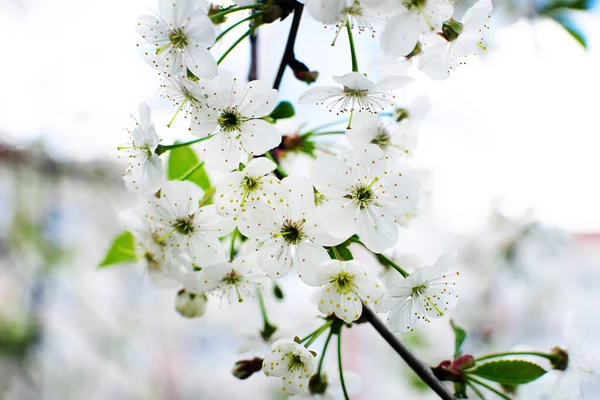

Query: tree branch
[[247, 10, 259, 81], [361, 305, 456, 400], [272, 3, 304, 90]]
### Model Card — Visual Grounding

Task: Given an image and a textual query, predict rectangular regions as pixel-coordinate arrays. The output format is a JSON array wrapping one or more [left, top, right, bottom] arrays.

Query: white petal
[[238, 201, 282, 241], [202, 132, 243, 172], [184, 45, 218, 79], [298, 86, 344, 105], [318, 198, 358, 240], [257, 238, 293, 279], [293, 242, 330, 286], [282, 175, 315, 221], [333, 72, 376, 91], [183, 11, 216, 47], [244, 157, 276, 176], [310, 154, 353, 198], [305, 0, 347, 24], [240, 119, 281, 155], [380, 11, 421, 56], [462, 0, 492, 30], [356, 206, 398, 253], [236, 80, 278, 117]]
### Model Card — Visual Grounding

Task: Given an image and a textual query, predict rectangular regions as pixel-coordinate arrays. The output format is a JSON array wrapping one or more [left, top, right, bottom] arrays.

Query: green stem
[[317, 328, 334, 377], [466, 377, 511, 400], [302, 119, 348, 136], [167, 99, 188, 128], [346, 20, 359, 72], [352, 241, 410, 278], [229, 229, 238, 261], [209, 5, 259, 22], [256, 287, 270, 326], [264, 151, 288, 177], [199, 187, 216, 207], [302, 320, 334, 348], [214, 13, 259, 44], [218, 26, 256, 65], [474, 351, 554, 363], [337, 327, 351, 400], [311, 130, 347, 137], [178, 161, 205, 181], [155, 134, 217, 155], [466, 381, 487, 400]]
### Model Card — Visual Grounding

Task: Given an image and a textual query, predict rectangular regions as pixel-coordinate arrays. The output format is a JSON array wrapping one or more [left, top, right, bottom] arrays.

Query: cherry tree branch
[[273, 2, 304, 91], [361, 305, 456, 400]]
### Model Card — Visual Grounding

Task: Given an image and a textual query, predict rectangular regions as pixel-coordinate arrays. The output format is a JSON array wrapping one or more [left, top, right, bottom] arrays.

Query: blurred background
[[1, 0, 599, 398]]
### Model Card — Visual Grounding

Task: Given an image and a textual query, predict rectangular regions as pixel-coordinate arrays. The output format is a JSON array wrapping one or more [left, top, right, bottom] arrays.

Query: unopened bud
[[308, 373, 328, 394], [175, 290, 207, 318], [550, 347, 569, 371], [232, 357, 263, 380], [451, 354, 475, 370], [441, 19, 464, 42]]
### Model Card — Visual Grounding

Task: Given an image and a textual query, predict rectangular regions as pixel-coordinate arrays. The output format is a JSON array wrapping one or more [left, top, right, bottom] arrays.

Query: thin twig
[[361, 305, 456, 400]]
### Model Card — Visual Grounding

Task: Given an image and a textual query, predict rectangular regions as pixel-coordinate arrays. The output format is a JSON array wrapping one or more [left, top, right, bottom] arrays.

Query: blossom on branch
[[136, 0, 218, 78]]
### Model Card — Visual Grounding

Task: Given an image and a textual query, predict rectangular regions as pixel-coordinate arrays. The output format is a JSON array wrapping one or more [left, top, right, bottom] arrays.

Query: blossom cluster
[[111, 0, 495, 396]]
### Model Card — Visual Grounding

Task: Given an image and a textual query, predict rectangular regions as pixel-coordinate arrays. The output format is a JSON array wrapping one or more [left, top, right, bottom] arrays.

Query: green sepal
[[269, 101, 295, 120]]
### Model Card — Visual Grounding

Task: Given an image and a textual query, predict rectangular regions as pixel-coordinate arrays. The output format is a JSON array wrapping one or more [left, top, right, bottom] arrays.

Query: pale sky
[[1, 0, 599, 233]]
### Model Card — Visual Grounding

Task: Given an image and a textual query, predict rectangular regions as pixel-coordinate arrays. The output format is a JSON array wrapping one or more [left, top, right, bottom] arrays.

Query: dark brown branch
[[247, 10, 259, 81], [361, 305, 456, 400], [272, 3, 304, 90]]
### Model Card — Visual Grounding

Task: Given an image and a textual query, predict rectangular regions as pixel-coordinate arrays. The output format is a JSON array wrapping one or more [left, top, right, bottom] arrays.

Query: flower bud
[[308, 373, 328, 394], [550, 347, 569, 371], [441, 19, 464, 42], [175, 290, 207, 318], [232, 357, 264, 380], [451, 354, 475, 370]]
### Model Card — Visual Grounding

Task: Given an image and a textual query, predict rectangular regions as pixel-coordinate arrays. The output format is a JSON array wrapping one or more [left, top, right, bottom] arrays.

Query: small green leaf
[[167, 145, 211, 202], [468, 360, 547, 385], [99, 231, 137, 267], [450, 319, 467, 359], [269, 101, 295, 120]]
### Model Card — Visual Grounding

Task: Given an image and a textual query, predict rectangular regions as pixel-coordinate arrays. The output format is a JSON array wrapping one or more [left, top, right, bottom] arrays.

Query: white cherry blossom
[[214, 157, 284, 219], [374, 252, 459, 332], [310, 145, 421, 253], [345, 113, 418, 159], [183, 251, 265, 305], [119, 102, 164, 194], [189, 69, 282, 171], [136, 0, 218, 78], [380, 0, 454, 56], [238, 176, 343, 285], [120, 208, 192, 286], [262, 339, 317, 395], [141, 180, 234, 264], [298, 72, 412, 116], [419, 0, 492, 80], [316, 260, 384, 323]]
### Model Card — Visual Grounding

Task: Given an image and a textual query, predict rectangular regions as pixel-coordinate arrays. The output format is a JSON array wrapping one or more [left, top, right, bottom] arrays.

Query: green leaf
[[450, 319, 467, 359], [167, 145, 211, 202], [99, 231, 137, 267], [468, 360, 547, 385], [269, 101, 295, 120]]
